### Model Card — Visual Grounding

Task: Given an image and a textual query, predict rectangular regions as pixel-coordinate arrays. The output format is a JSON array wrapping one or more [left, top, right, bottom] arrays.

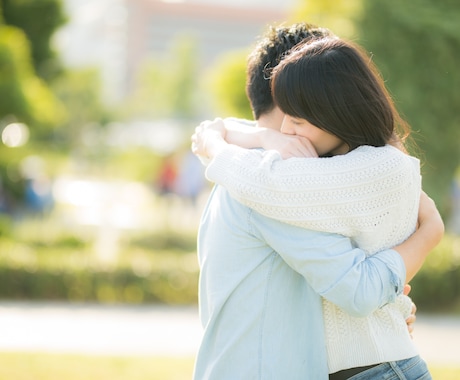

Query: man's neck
[[256, 107, 284, 131]]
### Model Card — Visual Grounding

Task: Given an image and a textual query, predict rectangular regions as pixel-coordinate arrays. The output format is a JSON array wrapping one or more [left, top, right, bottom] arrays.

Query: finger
[[406, 315, 416, 324], [403, 284, 411, 296], [298, 136, 318, 158]]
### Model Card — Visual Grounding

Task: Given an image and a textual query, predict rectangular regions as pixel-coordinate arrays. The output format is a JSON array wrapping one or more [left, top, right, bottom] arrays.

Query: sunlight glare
[[2, 123, 29, 147]]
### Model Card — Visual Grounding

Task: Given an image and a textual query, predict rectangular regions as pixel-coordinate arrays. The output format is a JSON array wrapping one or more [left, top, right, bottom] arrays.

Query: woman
[[192, 37, 438, 379]]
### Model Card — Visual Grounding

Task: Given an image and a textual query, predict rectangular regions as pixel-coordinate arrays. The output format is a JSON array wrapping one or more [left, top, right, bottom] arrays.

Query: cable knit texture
[[205, 144, 421, 373]]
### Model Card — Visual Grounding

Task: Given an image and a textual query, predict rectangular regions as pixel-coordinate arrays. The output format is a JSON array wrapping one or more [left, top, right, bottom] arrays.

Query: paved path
[[0, 302, 459, 366]]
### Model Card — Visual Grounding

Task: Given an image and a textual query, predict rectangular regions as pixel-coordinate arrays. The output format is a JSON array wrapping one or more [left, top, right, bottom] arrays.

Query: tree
[[0, 23, 67, 212], [0, 25, 66, 135], [291, 0, 362, 39], [122, 35, 201, 121], [2, 0, 67, 81], [357, 0, 460, 216], [169, 36, 200, 120], [51, 68, 110, 147], [205, 49, 253, 120]]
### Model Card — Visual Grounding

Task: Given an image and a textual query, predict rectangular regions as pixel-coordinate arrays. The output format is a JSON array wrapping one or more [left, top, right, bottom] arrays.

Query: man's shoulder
[[225, 117, 257, 127]]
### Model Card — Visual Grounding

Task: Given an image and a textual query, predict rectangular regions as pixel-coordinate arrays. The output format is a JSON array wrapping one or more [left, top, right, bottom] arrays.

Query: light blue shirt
[[193, 186, 406, 380]]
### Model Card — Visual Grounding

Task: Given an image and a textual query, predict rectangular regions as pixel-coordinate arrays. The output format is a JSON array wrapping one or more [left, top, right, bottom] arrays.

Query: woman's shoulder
[[352, 145, 419, 164], [339, 145, 420, 180], [353, 144, 404, 155]]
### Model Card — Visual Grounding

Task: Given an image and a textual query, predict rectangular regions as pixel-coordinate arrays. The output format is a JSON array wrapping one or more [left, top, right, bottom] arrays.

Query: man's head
[[246, 23, 333, 120]]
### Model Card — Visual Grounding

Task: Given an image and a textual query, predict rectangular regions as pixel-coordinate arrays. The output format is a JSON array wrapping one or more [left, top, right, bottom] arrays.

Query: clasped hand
[[191, 117, 319, 160], [258, 128, 318, 159], [191, 118, 227, 159]]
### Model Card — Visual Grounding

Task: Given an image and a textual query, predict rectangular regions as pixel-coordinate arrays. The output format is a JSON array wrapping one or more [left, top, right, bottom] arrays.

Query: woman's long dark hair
[[271, 37, 410, 151]]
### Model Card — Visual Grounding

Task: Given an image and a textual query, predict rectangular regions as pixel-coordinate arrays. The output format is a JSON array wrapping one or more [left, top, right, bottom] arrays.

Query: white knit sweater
[[205, 144, 421, 373]]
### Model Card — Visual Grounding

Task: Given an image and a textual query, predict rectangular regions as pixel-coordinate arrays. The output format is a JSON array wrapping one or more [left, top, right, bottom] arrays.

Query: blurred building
[[55, 0, 294, 104]]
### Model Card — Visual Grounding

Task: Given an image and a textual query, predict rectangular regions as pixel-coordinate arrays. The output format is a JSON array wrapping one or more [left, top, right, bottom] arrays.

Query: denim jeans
[[347, 356, 432, 380]]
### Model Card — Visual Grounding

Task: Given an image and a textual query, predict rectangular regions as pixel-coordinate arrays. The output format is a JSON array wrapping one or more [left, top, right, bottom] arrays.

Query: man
[[193, 23, 442, 379]]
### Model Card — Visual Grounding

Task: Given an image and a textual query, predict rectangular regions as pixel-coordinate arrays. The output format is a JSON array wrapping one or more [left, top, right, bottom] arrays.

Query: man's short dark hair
[[246, 23, 333, 120]]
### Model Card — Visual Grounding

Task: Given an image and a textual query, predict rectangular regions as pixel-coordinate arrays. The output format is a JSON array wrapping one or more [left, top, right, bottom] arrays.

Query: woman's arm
[[192, 118, 318, 160], [193, 117, 422, 251], [393, 191, 444, 282]]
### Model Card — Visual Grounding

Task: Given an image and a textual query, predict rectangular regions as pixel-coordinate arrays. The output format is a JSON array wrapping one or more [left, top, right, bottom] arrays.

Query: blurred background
[[0, 0, 459, 379]]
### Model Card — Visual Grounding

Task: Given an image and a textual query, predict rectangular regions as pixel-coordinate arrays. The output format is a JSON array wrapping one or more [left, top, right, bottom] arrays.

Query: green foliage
[[0, 226, 199, 304], [0, 214, 11, 236], [206, 49, 253, 120], [104, 147, 163, 182], [357, 0, 460, 216], [0, 25, 67, 134], [169, 37, 199, 119], [410, 234, 460, 311], [292, 0, 362, 38], [2, 0, 67, 80], [0, 142, 70, 213], [51, 68, 111, 146], [121, 35, 200, 120], [0, 265, 198, 304]]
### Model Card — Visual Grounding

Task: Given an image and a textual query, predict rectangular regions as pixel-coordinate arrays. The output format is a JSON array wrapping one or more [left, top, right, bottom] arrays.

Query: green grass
[[0, 352, 195, 380], [0, 352, 458, 380], [429, 366, 460, 380]]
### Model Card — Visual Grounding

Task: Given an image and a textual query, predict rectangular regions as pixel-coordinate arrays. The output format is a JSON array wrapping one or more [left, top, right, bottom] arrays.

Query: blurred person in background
[[174, 150, 206, 207], [156, 154, 178, 197], [191, 24, 443, 379]]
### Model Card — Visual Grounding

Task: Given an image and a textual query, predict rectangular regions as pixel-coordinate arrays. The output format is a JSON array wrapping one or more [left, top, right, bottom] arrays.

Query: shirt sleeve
[[250, 210, 406, 318], [205, 144, 420, 239]]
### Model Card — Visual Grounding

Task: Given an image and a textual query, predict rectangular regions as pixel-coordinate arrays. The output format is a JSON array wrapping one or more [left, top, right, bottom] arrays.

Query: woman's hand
[[191, 117, 319, 161], [259, 129, 318, 159], [403, 284, 417, 338], [394, 191, 444, 282], [191, 118, 228, 160]]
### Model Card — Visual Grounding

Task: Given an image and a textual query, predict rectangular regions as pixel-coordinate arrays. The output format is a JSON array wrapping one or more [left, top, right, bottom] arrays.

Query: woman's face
[[281, 115, 349, 156]]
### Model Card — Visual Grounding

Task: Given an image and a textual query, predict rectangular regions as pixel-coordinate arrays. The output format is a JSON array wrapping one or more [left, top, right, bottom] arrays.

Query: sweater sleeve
[[205, 144, 421, 251]]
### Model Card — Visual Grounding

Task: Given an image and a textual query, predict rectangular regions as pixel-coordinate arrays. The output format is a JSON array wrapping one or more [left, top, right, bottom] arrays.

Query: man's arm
[[250, 192, 443, 317], [251, 212, 405, 318]]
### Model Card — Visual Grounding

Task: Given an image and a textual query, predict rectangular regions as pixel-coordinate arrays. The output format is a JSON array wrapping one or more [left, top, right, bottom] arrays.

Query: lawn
[[0, 352, 194, 380], [0, 352, 458, 380]]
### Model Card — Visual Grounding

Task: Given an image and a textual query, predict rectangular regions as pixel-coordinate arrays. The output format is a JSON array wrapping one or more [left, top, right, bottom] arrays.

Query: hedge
[[408, 234, 460, 312], [0, 230, 458, 311], [0, 266, 198, 304], [0, 227, 200, 305]]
